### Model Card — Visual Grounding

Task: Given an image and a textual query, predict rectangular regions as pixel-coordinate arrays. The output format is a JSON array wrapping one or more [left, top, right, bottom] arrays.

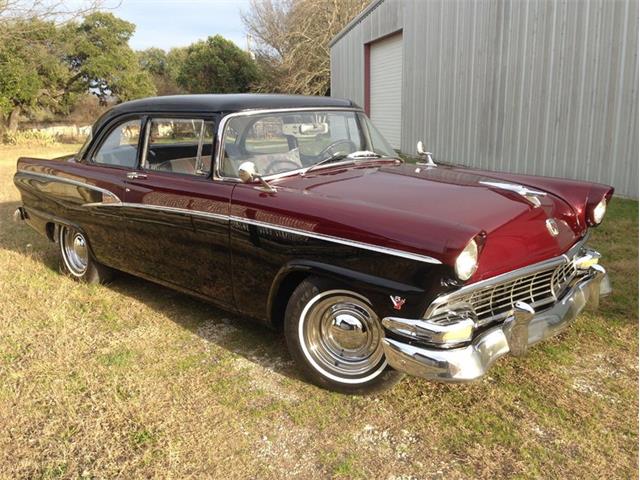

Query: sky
[[107, 0, 252, 51]]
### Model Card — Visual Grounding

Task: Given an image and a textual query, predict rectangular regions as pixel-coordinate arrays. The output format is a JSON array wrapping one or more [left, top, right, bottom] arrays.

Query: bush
[[2, 130, 57, 146]]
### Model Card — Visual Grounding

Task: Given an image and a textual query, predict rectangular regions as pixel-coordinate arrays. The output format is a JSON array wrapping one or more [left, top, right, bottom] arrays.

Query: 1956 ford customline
[[13, 94, 613, 394]]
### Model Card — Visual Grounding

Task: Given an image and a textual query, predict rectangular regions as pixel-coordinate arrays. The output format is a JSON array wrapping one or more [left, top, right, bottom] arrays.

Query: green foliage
[[0, 20, 61, 117], [137, 47, 168, 77], [166, 47, 188, 81], [177, 35, 259, 94], [0, 12, 155, 131], [137, 47, 186, 95], [65, 12, 156, 103]]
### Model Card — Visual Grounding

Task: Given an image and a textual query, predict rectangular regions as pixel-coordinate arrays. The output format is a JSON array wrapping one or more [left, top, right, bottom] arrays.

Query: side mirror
[[238, 161, 257, 183], [237, 161, 277, 193], [416, 141, 436, 167]]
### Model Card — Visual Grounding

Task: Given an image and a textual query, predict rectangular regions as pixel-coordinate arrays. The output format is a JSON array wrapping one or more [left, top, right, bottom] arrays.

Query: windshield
[[218, 110, 396, 178]]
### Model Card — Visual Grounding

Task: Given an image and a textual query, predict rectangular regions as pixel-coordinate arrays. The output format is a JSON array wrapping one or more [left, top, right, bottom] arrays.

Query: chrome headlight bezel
[[455, 239, 479, 281], [591, 198, 607, 225]]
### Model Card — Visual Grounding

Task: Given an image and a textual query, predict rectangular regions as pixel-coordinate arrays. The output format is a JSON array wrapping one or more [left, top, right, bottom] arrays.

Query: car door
[[78, 115, 146, 271], [121, 115, 235, 308]]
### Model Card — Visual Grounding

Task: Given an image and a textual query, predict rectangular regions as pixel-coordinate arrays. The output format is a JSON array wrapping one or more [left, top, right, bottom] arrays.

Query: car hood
[[234, 161, 613, 282]]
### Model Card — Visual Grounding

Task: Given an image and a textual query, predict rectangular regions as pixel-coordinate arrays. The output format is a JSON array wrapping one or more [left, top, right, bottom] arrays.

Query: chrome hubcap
[[60, 227, 89, 276], [300, 291, 386, 382]]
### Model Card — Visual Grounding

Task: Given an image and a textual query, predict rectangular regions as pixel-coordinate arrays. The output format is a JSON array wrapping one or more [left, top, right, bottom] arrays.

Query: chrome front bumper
[[381, 264, 611, 382]]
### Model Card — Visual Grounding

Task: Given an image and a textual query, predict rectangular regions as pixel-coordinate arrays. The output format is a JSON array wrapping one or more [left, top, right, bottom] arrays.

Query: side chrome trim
[[230, 216, 442, 265], [18, 169, 442, 265], [86, 201, 230, 222], [213, 107, 364, 182], [16, 170, 123, 203], [121, 203, 230, 222]]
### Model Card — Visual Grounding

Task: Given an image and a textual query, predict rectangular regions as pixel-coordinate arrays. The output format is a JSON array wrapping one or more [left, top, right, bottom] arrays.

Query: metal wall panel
[[330, 0, 639, 198]]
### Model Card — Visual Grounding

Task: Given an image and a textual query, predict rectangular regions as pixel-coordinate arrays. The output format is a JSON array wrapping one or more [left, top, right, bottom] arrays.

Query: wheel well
[[270, 271, 310, 330], [45, 222, 56, 242]]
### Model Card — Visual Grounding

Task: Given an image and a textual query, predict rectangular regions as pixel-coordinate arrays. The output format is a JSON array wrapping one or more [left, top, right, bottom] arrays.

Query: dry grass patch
[[0, 144, 637, 479]]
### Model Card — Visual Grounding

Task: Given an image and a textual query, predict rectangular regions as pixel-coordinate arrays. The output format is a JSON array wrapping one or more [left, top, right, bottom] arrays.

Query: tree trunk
[[8, 106, 21, 132]]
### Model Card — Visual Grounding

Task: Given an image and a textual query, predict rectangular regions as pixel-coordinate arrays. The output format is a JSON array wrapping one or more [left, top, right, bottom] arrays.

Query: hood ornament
[[479, 180, 546, 208], [416, 141, 436, 167], [546, 219, 560, 237]]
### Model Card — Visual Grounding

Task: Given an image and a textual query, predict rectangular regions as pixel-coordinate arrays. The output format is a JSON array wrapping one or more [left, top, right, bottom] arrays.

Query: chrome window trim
[[140, 118, 151, 169], [213, 107, 364, 182], [141, 117, 212, 176], [423, 235, 590, 319]]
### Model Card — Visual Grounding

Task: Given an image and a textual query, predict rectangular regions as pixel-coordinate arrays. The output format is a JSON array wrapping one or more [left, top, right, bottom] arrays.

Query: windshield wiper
[[302, 150, 382, 176]]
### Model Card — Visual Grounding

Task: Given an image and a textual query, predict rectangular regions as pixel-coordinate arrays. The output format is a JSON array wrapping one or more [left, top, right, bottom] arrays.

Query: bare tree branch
[[242, 0, 368, 95], [0, 0, 116, 42]]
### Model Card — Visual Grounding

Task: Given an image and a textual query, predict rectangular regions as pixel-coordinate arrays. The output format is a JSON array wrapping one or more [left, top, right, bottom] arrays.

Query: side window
[[92, 119, 141, 168], [143, 118, 214, 176]]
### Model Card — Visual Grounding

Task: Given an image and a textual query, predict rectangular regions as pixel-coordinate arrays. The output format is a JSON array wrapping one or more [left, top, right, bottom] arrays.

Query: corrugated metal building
[[330, 0, 639, 198]]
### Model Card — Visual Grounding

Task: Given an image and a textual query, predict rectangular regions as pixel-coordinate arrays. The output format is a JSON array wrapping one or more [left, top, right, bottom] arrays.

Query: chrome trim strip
[[423, 235, 590, 319], [16, 170, 123, 203], [88, 201, 230, 222], [127, 203, 230, 222], [382, 317, 475, 345], [230, 215, 442, 265], [54, 185, 441, 264], [140, 117, 151, 169], [213, 107, 364, 182]]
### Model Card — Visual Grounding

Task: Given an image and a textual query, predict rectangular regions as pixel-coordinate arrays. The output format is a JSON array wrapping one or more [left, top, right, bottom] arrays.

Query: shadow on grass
[[0, 200, 302, 383]]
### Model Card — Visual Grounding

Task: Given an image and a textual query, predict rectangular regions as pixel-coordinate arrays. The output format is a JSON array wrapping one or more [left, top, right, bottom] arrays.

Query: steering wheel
[[317, 140, 357, 160], [263, 159, 302, 175]]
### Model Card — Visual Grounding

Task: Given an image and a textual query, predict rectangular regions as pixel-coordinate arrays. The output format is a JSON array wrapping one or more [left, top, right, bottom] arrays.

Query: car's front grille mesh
[[431, 260, 581, 327]]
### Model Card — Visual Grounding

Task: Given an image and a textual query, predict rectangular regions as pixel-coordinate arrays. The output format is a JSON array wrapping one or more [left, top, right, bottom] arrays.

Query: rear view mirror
[[283, 123, 329, 137]]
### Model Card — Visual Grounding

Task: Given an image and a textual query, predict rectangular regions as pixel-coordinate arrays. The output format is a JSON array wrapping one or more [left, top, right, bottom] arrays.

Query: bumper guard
[[381, 264, 611, 382]]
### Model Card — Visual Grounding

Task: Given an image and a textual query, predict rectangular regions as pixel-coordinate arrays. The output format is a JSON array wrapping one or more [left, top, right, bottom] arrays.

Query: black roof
[[94, 94, 359, 132]]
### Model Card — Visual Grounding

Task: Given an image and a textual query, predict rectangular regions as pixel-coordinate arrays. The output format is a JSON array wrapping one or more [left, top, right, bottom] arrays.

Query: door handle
[[126, 172, 147, 180]]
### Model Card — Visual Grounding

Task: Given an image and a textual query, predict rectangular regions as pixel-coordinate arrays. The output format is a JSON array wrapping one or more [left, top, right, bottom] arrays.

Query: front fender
[[267, 259, 433, 326]]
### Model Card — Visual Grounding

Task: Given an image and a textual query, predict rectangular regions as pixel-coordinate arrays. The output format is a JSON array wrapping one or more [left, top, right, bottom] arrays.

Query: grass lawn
[[0, 144, 637, 479]]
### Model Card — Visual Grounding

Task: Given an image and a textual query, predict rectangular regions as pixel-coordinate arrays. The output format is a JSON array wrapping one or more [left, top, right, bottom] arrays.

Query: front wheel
[[58, 224, 112, 284], [284, 277, 403, 394]]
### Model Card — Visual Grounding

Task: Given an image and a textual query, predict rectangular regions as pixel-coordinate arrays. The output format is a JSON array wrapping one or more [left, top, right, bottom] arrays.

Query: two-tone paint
[[13, 94, 614, 332]]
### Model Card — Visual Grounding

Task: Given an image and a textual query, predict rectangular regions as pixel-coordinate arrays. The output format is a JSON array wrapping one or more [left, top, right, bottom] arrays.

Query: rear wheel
[[284, 277, 402, 394], [58, 225, 112, 284]]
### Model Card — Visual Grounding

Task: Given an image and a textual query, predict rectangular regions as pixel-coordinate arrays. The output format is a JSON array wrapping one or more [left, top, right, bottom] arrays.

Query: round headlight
[[592, 198, 607, 224], [455, 239, 478, 281]]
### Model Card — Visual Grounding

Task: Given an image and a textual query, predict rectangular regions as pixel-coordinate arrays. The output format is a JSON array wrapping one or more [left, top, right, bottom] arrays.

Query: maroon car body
[[12, 94, 614, 392]]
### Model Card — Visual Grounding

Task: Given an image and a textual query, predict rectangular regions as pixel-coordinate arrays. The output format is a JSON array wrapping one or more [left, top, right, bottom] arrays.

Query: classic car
[[13, 94, 613, 394]]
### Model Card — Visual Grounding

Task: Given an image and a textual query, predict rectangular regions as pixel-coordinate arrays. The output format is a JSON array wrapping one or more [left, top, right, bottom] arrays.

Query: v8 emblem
[[390, 295, 406, 311]]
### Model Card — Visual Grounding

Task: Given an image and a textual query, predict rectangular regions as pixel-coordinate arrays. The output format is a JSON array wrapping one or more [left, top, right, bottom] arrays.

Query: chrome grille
[[429, 260, 582, 327]]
